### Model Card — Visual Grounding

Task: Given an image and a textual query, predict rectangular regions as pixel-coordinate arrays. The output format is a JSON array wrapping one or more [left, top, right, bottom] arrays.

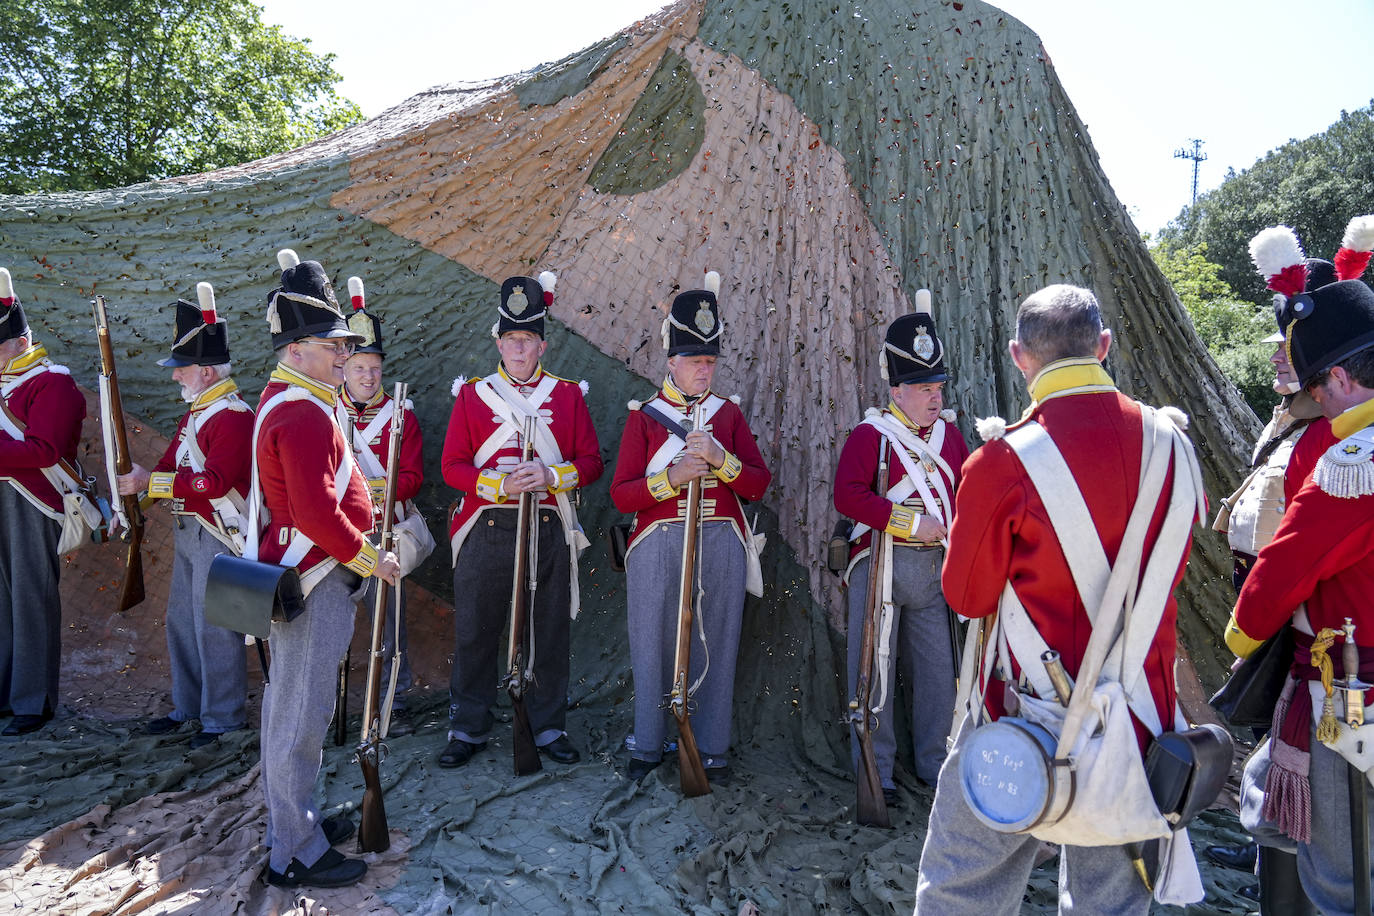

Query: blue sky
[[258, 0, 1374, 237]]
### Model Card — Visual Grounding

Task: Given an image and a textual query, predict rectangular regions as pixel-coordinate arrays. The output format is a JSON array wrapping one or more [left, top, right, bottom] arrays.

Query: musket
[[849, 446, 890, 827], [355, 381, 407, 853], [1337, 617, 1372, 916], [333, 653, 349, 747], [503, 415, 542, 776], [669, 403, 711, 798], [92, 295, 145, 611]]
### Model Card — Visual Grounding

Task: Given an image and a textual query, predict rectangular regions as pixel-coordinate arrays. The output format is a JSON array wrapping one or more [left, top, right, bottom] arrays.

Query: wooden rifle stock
[[356, 382, 408, 853], [850, 449, 890, 827], [671, 404, 711, 798], [92, 296, 145, 611], [504, 415, 542, 776]]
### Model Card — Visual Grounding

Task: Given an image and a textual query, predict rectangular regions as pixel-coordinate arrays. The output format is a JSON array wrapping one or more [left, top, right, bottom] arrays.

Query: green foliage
[[0, 0, 363, 193], [1158, 102, 1374, 300], [1150, 238, 1278, 417]]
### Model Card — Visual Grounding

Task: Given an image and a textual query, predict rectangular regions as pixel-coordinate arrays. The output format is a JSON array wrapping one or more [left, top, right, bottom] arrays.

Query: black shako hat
[[494, 271, 556, 339], [0, 267, 31, 346], [159, 282, 230, 367], [1250, 217, 1374, 383], [663, 271, 723, 357], [882, 289, 948, 386], [345, 276, 385, 357], [265, 248, 359, 350]]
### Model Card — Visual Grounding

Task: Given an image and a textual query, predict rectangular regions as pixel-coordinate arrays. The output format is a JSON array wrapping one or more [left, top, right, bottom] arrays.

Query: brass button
[[487, 518, 495, 526]]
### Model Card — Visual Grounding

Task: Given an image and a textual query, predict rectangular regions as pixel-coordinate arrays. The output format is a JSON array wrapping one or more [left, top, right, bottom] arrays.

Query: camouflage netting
[[0, 0, 1264, 912]]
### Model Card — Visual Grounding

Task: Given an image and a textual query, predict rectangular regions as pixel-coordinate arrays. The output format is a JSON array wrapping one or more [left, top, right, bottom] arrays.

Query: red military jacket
[[942, 361, 1192, 740], [342, 387, 424, 515], [0, 344, 86, 514], [1284, 416, 1337, 504], [442, 363, 602, 541], [610, 379, 771, 551], [833, 403, 969, 567], [146, 378, 253, 526], [1229, 399, 1374, 652], [254, 365, 377, 579]]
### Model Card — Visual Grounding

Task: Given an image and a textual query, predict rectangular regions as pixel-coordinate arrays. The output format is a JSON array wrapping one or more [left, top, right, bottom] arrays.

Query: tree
[[0, 0, 363, 193], [1149, 238, 1278, 417], [1159, 102, 1374, 300]]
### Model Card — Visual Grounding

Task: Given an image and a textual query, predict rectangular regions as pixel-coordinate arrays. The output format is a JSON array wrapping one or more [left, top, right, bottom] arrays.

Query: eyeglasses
[[297, 339, 356, 356]]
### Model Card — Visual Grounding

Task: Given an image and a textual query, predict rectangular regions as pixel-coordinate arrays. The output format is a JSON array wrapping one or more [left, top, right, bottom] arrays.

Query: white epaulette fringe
[[1314, 431, 1374, 498], [1158, 406, 1190, 431], [451, 376, 467, 397], [728, 394, 741, 404], [976, 415, 1007, 441], [627, 399, 642, 411], [579, 380, 589, 396], [939, 408, 957, 423]]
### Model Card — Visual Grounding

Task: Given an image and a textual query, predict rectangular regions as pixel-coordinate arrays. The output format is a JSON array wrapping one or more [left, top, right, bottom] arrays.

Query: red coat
[[254, 369, 377, 578], [942, 386, 1191, 738], [610, 390, 770, 549], [442, 365, 602, 538], [833, 410, 969, 561], [0, 348, 86, 514], [1284, 417, 1336, 504], [148, 380, 253, 525], [342, 389, 424, 509]]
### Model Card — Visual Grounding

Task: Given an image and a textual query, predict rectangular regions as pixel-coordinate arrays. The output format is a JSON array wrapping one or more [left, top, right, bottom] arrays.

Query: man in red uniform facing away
[[833, 291, 968, 803], [254, 250, 400, 889], [915, 284, 1201, 913], [440, 271, 602, 769]]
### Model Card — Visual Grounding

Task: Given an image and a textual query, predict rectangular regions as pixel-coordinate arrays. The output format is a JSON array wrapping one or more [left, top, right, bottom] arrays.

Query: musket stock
[[92, 296, 145, 611], [356, 382, 409, 853], [505, 415, 542, 776], [851, 448, 890, 827], [671, 404, 711, 798]]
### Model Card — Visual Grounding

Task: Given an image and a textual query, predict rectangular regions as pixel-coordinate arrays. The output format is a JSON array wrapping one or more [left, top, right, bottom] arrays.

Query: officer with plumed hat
[[339, 276, 428, 737], [117, 283, 254, 748], [0, 267, 86, 736], [251, 249, 401, 889], [832, 290, 969, 805], [439, 270, 602, 769], [610, 271, 772, 784]]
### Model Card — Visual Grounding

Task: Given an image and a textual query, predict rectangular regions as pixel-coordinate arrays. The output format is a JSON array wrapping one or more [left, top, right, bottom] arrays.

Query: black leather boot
[[1256, 847, 1317, 916]]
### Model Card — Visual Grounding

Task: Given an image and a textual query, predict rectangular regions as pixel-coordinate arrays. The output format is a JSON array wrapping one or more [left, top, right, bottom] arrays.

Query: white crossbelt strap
[[644, 394, 728, 474], [0, 363, 82, 521], [179, 397, 249, 553], [850, 414, 954, 545]]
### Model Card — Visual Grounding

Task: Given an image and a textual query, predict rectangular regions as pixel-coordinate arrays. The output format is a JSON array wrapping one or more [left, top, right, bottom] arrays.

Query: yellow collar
[[1332, 397, 1374, 440], [887, 401, 928, 431], [661, 374, 710, 408], [498, 363, 544, 387], [190, 377, 238, 411], [1027, 358, 1116, 404], [341, 385, 386, 415], [1, 342, 48, 376], [270, 363, 338, 404]]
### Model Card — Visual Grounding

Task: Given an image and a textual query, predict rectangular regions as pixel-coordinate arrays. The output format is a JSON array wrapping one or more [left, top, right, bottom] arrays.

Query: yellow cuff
[[647, 470, 678, 502], [476, 470, 507, 503], [885, 505, 917, 538], [1224, 614, 1266, 659], [367, 476, 386, 503], [344, 540, 380, 577], [147, 472, 176, 499], [713, 451, 742, 483], [549, 462, 579, 494]]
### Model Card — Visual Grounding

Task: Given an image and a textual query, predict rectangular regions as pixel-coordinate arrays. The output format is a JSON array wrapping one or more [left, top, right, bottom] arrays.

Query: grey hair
[[211, 362, 233, 379], [1014, 284, 1105, 365]]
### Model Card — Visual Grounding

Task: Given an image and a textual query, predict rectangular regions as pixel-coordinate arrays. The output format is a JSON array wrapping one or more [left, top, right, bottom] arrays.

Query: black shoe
[[882, 787, 899, 806], [702, 756, 730, 785], [386, 707, 415, 738], [626, 757, 661, 781], [321, 814, 355, 847], [538, 735, 581, 764], [3, 710, 53, 736], [438, 737, 483, 768], [189, 730, 222, 749], [266, 847, 367, 888], [145, 715, 183, 735], [1206, 841, 1258, 871], [1238, 883, 1259, 901]]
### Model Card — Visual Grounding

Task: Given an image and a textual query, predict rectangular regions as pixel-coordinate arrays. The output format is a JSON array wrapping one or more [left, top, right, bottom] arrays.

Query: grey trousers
[[0, 484, 62, 716], [625, 520, 746, 763], [846, 547, 956, 785], [262, 566, 362, 872], [357, 576, 413, 706], [449, 511, 571, 747], [165, 522, 246, 732], [914, 715, 1153, 915]]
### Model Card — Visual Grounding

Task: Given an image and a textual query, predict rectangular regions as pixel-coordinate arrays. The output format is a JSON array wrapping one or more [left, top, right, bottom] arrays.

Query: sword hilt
[[1339, 618, 1369, 727]]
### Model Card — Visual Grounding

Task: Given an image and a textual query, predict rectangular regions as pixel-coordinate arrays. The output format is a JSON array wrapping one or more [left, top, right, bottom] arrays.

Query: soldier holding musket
[[610, 271, 771, 785], [833, 292, 968, 808], [0, 268, 86, 736], [254, 249, 400, 889], [439, 271, 602, 770], [340, 278, 426, 736], [117, 285, 253, 749]]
